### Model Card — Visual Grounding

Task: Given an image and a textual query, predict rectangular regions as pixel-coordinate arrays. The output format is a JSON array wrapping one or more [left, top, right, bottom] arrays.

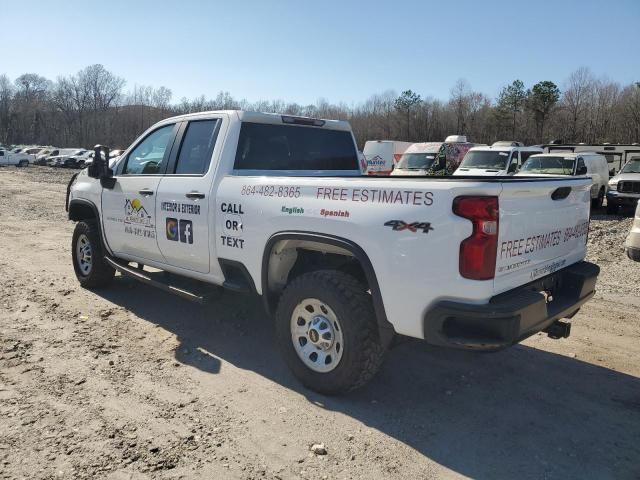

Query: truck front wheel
[[275, 270, 386, 395], [72, 220, 115, 288]]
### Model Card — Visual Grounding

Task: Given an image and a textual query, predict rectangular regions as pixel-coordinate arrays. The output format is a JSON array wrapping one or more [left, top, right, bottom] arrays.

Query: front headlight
[[608, 180, 618, 191]]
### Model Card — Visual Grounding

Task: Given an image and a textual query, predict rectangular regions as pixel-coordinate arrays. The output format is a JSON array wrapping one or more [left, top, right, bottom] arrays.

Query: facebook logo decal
[[179, 220, 193, 244]]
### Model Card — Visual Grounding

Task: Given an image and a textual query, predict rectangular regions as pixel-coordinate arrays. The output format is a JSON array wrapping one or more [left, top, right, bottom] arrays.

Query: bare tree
[[0, 74, 13, 143], [563, 67, 595, 142], [449, 79, 471, 134], [0, 65, 638, 150]]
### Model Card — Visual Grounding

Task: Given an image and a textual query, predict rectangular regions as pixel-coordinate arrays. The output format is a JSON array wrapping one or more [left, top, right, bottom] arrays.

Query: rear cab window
[[172, 119, 220, 175], [233, 122, 359, 173]]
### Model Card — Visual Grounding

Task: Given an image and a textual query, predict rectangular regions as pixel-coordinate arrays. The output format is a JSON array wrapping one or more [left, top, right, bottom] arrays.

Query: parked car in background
[[63, 150, 92, 168], [453, 142, 542, 176], [34, 148, 60, 165], [517, 152, 609, 208], [606, 156, 640, 214], [625, 200, 640, 262], [0, 148, 32, 167], [22, 147, 45, 157], [362, 140, 413, 175], [47, 149, 77, 167], [47, 149, 85, 168]]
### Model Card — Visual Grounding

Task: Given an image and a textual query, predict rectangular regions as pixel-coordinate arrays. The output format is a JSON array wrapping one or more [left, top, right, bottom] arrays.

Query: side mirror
[[576, 165, 588, 175], [508, 162, 518, 173], [88, 144, 116, 189]]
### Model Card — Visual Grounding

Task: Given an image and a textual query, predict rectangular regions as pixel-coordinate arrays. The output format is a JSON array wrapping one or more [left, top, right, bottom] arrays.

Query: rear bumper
[[423, 261, 599, 351]]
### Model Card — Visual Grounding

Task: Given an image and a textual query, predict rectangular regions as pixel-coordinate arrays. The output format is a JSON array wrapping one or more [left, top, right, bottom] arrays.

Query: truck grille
[[618, 181, 640, 194]]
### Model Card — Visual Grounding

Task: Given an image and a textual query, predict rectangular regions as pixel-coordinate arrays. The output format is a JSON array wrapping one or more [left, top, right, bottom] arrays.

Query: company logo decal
[[166, 218, 179, 241], [179, 220, 193, 244], [124, 198, 152, 226], [366, 155, 385, 167], [166, 218, 193, 244], [384, 220, 434, 233], [124, 198, 155, 239]]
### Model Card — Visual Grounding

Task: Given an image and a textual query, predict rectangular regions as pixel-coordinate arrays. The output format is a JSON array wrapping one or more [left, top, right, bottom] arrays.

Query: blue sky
[[2, 0, 639, 105]]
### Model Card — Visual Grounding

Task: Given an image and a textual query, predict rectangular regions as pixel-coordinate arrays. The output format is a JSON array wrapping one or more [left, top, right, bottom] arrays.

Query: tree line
[[0, 64, 638, 150]]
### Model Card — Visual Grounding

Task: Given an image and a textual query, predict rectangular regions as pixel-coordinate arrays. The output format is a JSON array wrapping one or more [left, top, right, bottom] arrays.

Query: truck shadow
[[95, 277, 640, 479]]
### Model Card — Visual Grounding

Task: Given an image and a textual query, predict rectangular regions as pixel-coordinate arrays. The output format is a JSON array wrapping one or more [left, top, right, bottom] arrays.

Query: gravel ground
[[0, 166, 639, 480]]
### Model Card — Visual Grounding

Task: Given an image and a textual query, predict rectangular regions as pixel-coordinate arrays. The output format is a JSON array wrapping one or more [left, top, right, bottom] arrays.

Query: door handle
[[138, 189, 154, 196], [185, 191, 205, 200]]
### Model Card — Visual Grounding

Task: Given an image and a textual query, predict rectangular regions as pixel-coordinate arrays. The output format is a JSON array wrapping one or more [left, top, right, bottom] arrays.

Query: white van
[[454, 142, 542, 176], [362, 140, 413, 175], [389, 142, 442, 176], [391, 136, 479, 176], [516, 152, 609, 208]]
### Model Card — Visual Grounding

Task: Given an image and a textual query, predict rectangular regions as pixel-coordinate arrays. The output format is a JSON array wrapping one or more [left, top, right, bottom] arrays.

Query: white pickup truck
[[0, 148, 32, 167], [66, 111, 599, 394]]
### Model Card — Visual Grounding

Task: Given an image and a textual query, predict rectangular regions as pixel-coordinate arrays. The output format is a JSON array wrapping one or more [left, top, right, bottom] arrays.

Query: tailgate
[[494, 178, 591, 294]]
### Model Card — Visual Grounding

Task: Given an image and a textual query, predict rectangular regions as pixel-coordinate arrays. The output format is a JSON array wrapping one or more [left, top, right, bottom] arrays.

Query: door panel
[[101, 177, 164, 262], [101, 123, 178, 262], [156, 177, 210, 273], [156, 118, 222, 274]]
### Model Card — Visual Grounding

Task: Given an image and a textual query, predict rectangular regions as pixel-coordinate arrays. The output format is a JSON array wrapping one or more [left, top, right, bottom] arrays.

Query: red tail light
[[453, 196, 499, 280]]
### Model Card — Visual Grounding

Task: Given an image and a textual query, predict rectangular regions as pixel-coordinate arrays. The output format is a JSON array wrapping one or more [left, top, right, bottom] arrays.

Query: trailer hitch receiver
[[544, 320, 572, 340]]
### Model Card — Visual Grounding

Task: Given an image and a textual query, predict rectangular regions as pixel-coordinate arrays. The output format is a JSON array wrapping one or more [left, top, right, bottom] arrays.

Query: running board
[[104, 256, 207, 303]]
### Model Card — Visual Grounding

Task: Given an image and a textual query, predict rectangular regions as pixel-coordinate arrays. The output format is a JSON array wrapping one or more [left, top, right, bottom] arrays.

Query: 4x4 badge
[[384, 220, 434, 234]]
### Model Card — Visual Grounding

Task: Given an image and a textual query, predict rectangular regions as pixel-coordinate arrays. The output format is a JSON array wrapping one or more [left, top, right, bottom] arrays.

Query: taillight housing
[[453, 196, 499, 280]]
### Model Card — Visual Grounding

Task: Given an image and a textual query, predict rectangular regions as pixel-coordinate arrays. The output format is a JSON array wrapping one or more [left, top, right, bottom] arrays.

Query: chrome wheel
[[75, 233, 93, 276], [291, 298, 344, 373]]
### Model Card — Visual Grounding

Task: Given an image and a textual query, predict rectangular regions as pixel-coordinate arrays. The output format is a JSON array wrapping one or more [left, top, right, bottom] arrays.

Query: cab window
[[520, 151, 538, 164], [234, 122, 358, 171], [576, 158, 586, 173], [173, 120, 219, 175], [123, 124, 175, 175]]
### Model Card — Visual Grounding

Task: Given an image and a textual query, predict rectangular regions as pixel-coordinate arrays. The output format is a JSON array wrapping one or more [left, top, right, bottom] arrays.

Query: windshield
[[396, 152, 437, 170], [459, 150, 510, 169], [621, 159, 640, 173], [520, 156, 575, 175]]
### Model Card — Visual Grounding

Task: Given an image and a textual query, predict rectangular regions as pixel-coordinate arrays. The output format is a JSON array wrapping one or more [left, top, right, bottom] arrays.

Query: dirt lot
[[1, 166, 639, 480]]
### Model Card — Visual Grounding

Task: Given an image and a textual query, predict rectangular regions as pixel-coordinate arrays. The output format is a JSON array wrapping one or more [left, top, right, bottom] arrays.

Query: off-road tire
[[17, 160, 28, 167], [72, 220, 115, 289], [591, 188, 604, 209], [275, 270, 386, 395]]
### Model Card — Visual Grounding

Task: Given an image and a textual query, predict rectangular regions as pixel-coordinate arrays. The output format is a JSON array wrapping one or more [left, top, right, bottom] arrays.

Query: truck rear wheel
[[72, 220, 115, 288], [275, 270, 386, 395], [17, 160, 28, 167]]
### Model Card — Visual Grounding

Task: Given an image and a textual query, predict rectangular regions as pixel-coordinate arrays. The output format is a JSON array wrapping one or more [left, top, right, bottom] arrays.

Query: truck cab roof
[[154, 110, 353, 132]]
